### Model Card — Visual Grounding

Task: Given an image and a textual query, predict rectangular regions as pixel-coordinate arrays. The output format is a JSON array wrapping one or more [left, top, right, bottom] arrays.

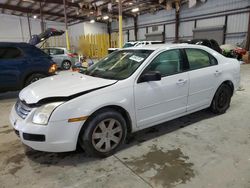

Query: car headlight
[[32, 102, 64, 125]]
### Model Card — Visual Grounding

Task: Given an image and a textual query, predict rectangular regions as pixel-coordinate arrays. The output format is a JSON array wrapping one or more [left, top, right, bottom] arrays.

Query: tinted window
[[42, 48, 50, 55], [209, 54, 218, 65], [123, 43, 135, 48], [0, 47, 22, 59], [23, 46, 49, 57], [50, 48, 64, 55], [186, 49, 211, 70], [145, 50, 182, 77]]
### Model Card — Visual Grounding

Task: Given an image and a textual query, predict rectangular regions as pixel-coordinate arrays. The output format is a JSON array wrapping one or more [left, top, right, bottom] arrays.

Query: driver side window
[[146, 49, 182, 77]]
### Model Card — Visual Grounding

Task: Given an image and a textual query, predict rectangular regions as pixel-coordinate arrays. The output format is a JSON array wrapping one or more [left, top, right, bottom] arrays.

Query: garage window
[[145, 49, 182, 77], [0, 47, 22, 59], [185, 49, 215, 70]]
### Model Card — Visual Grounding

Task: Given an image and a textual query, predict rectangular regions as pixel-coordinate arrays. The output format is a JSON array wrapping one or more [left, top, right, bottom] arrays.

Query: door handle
[[176, 79, 187, 85], [214, 70, 222, 76]]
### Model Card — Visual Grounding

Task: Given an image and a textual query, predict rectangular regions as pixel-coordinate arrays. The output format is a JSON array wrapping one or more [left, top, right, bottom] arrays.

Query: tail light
[[48, 64, 57, 73], [67, 53, 77, 58]]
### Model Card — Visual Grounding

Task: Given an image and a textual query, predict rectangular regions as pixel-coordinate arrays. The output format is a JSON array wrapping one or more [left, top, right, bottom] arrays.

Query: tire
[[79, 109, 127, 158], [61, 60, 71, 70], [210, 84, 232, 114], [24, 73, 46, 87]]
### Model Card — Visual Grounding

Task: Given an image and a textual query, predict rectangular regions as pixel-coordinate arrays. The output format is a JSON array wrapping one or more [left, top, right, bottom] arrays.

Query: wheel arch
[[77, 105, 133, 145], [221, 80, 234, 95], [23, 71, 48, 88]]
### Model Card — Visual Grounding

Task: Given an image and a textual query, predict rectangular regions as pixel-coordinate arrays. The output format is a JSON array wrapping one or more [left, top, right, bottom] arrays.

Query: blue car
[[0, 42, 57, 92]]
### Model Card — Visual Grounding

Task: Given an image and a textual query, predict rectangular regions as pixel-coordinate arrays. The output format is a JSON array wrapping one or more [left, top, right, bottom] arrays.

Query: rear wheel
[[24, 73, 46, 87], [79, 109, 127, 158], [61, 60, 71, 70], [210, 84, 232, 114]]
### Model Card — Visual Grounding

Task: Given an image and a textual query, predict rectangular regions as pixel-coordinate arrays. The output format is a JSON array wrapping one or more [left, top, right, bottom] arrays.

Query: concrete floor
[[0, 65, 250, 188]]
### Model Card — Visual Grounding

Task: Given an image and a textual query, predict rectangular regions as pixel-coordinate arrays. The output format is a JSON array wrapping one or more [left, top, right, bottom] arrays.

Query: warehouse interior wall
[[68, 22, 107, 48], [0, 13, 65, 43], [0, 13, 108, 51], [111, 0, 250, 46]]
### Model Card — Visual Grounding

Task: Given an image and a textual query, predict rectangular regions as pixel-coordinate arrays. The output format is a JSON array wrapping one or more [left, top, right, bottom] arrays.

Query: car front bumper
[[9, 105, 84, 152]]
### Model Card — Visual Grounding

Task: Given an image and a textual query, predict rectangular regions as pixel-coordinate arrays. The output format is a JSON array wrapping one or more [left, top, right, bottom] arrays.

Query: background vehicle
[[179, 39, 222, 54], [42, 47, 77, 70], [108, 41, 163, 53], [0, 42, 57, 92]]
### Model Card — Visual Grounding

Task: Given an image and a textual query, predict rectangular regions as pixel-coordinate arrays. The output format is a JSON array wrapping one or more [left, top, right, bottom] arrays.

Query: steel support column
[[175, 8, 180, 42], [63, 0, 70, 50], [134, 15, 138, 41], [27, 13, 32, 38], [39, 1, 45, 32], [118, 0, 123, 48], [246, 11, 250, 51]]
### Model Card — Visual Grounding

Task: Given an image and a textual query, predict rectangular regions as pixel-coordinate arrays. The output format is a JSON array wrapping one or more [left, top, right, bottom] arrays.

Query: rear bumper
[[9, 105, 84, 152]]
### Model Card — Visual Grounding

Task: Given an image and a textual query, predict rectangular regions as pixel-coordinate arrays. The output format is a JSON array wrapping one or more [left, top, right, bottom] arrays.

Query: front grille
[[15, 100, 32, 119]]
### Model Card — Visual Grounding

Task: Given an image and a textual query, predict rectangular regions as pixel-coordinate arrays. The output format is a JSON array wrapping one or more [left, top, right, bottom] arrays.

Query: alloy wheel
[[92, 118, 123, 153]]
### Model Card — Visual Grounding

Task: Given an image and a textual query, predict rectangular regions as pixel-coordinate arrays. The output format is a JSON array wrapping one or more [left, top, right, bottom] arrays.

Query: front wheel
[[61, 60, 71, 70], [210, 84, 232, 114], [79, 109, 127, 158], [24, 73, 46, 87]]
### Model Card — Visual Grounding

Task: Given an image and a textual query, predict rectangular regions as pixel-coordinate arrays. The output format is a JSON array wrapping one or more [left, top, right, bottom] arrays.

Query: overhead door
[[193, 26, 225, 45]]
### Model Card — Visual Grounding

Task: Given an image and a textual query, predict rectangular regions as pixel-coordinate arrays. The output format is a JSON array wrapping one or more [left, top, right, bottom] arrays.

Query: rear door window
[[185, 48, 215, 70], [42, 48, 50, 55], [0, 47, 22, 59]]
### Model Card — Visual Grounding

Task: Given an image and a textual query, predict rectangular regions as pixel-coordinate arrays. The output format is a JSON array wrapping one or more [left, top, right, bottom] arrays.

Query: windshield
[[85, 50, 153, 80], [123, 43, 136, 48]]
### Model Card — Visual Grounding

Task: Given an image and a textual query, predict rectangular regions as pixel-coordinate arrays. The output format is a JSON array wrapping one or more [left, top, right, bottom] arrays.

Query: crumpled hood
[[19, 72, 117, 104]]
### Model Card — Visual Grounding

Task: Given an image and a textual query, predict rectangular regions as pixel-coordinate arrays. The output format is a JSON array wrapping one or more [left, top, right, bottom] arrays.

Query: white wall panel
[[227, 13, 249, 33], [196, 16, 225, 28], [138, 10, 175, 26], [0, 13, 65, 43], [137, 28, 146, 40], [179, 21, 194, 37], [129, 29, 135, 41], [165, 24, 175, 38]]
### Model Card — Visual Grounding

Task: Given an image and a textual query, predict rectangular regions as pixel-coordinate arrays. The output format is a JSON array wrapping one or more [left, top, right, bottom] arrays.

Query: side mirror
[[139, 71, 161, 83]]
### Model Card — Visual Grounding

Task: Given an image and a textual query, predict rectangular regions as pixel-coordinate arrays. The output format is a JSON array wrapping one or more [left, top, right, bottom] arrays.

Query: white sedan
[[9, 44, 240, 157]]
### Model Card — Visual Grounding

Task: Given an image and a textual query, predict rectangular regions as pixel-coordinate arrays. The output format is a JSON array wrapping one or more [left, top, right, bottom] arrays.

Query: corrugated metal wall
[[111, 0, 250, 46]]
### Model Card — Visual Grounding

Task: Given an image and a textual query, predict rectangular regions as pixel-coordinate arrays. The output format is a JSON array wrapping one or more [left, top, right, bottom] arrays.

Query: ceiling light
[[33, 15, 37, 19], [129, 2, 133, 5], [131, 7, 139, 12], [103, 15, 109, 20], [90, 19, 95, 23], [22, 0, 35, 3]]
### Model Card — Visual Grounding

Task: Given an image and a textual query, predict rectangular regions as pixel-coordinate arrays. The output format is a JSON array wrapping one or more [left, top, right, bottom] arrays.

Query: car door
[[185, 48, 220, 111], [134, 49, 189, 128], [49, 48, 64, 66], [0, 47, 26, 91]]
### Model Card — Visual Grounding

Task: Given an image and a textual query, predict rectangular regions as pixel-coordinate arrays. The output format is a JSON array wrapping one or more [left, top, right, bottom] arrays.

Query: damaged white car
[[10, 44, 240, 157]]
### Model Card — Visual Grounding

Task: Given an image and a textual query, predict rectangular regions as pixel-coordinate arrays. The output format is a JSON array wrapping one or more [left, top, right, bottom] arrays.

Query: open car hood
[[19, 72, 117, 105], [29, 28, 64, 46]]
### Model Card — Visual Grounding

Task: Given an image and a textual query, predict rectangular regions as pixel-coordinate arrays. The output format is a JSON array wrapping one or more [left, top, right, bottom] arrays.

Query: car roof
[[125, 43, 204, 51], [43, 47, 66, 50], [0, 42, 32, 48]]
